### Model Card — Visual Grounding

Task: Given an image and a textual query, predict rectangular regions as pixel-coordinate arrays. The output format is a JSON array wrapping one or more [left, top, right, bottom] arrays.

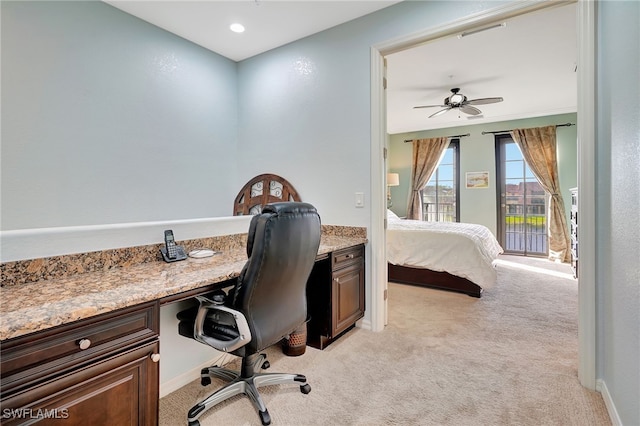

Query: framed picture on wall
[[465, 171, 490, 189]]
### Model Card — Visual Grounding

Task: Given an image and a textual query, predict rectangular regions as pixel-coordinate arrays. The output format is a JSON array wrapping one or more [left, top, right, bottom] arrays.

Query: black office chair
[[177, 202, 321, 426]]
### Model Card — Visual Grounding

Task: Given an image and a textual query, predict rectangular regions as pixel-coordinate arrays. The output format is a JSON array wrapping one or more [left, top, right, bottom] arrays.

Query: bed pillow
[[387, 209, 401, 221]]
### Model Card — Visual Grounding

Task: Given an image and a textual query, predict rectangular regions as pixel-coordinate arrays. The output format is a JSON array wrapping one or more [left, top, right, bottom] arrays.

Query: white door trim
[[369, 0, 596, 389], [575, 0, 596, 390], [369, 46, 387, 333]]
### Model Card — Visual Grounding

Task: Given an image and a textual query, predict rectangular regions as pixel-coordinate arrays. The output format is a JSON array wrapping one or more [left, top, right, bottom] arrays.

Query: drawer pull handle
[[150, 353, 161, 363], [334, 277, 340, 283], [78, 339, 91, 350]]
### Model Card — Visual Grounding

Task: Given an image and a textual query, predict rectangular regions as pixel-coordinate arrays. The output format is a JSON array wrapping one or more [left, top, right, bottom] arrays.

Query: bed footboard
[[388, 263, 482, 298]]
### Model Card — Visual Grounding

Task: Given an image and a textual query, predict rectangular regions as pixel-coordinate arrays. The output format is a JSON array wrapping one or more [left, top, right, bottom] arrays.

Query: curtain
[[510, 125, 571, 262], [406, 137, 450, 220]]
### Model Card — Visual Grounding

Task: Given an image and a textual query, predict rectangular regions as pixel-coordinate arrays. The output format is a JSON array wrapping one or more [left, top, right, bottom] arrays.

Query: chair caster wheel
[[261, 360, 270, 369], [188, 420, 200, 426], [259, 409, 271, 425], [300, 383, 311, 394], [200, 376, 211, 386]]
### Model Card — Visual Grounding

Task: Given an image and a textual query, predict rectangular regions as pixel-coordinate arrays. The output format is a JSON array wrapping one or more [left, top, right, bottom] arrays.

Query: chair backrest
[[232, 202, 321, 353]]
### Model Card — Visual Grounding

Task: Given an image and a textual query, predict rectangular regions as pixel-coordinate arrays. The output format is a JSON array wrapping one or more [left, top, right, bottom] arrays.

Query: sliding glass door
[[496, 135, 548, 256]]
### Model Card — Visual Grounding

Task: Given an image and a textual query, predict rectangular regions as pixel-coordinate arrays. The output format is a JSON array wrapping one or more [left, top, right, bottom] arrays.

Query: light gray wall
[[1, 0, 509, 231], [387, 113, 578, 236], [235, 0, 510, 326], [1, 1, 239, 230], [0, 0, 241, 392], [597, 2, 640, 425], [235, 0, 510, 228]]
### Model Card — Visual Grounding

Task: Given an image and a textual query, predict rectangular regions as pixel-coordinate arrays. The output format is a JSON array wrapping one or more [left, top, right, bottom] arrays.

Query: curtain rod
[[481, 123, 575, 136], [404, 133, 470, 143]]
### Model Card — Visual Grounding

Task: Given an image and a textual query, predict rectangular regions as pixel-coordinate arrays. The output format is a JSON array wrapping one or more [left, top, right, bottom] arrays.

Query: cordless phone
[[160, 229, 187, 262], [165, 230, 177, 259]]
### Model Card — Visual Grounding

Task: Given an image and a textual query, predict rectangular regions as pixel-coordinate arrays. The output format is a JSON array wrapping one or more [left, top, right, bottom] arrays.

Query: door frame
[[369, 0, 596, 389]]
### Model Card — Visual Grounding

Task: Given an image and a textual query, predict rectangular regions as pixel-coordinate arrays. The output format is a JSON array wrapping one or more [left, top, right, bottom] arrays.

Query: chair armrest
[[193, 296, 252, 353]]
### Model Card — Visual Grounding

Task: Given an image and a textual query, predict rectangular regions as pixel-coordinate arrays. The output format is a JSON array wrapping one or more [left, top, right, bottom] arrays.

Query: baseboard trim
[[597, 379, 622, 426], [160, 355, 228, 398], [358, 318, 372, 331]]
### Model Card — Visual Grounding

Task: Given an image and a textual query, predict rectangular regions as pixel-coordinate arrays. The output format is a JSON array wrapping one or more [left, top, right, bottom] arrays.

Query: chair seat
[[178, 306, 240, 342]]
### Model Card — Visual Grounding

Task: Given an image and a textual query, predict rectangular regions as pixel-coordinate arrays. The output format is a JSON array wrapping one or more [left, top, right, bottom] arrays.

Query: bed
[[386, 210, 503, 297]]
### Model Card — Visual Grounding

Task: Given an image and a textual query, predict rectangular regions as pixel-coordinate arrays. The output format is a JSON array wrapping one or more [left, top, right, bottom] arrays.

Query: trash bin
[[282, 322, 307, 356]]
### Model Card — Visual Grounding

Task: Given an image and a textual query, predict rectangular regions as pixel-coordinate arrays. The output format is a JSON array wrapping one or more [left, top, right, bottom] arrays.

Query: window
[[421, 139, 459, 222]]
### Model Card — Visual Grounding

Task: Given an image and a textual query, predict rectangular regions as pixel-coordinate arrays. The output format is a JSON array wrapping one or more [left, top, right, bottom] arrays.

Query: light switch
[[355, 192, 364, 208]]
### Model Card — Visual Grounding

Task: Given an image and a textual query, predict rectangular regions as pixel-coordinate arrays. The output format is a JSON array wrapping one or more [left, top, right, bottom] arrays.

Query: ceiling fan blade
[[413, 104, 447, 109], [428, 107, 451, 118], [466, 97, 503, 105], [459, 105, 482, 116]]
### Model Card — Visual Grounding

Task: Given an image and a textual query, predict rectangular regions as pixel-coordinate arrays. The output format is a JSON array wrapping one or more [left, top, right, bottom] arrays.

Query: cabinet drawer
[[1, 301, 159, 396], [331, 245, 364, 270]]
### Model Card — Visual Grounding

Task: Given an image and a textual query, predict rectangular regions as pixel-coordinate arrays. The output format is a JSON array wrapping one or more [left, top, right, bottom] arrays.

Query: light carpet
[[160, 255, 610, 425]]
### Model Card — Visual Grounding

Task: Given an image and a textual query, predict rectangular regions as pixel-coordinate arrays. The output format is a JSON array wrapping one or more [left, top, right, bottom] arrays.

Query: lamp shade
[[387, 173, 400, 187]]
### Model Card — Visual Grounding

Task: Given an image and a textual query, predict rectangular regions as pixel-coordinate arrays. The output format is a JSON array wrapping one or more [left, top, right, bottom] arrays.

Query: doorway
[[370, 0, 595, 389]]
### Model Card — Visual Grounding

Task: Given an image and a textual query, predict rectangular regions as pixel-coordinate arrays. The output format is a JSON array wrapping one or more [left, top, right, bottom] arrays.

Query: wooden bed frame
[[388, 263, 483, 298]]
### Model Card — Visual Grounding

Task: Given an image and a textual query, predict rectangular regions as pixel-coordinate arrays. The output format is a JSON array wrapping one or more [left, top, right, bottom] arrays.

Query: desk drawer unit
[[307, 244, 365, 349], [1, 301, 160, 425]]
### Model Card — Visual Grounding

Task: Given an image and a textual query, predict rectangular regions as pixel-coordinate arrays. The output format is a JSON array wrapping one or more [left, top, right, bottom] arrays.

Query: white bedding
[[386, 212, 503, 289]]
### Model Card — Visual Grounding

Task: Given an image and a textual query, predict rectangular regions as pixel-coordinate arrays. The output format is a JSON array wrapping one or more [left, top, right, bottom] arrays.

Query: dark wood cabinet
[[0, 302, 159, 426], [307, 245, 365, 349]]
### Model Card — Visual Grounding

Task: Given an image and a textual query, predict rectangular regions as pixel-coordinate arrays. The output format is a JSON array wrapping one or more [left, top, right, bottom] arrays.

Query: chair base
[[187, 353, 311, 426]]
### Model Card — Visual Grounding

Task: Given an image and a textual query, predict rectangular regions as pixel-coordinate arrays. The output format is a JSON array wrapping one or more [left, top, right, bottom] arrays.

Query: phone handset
[[161, 230, 187, 262], [165, 230, 178, 259]]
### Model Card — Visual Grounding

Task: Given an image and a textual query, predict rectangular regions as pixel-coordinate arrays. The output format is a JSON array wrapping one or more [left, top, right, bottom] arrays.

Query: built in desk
[[0, 231, 366, 425]]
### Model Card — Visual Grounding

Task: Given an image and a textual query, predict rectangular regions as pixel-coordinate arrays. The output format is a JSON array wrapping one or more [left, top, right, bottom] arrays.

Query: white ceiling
[[386, 3, 577, 133], [104, 0, 400, 61], [103, 1, 577, 135]]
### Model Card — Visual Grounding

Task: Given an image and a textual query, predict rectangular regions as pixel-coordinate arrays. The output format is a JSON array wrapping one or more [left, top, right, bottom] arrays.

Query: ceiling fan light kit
[[448, 91, 465, 104], [413, 87, 503, 119]]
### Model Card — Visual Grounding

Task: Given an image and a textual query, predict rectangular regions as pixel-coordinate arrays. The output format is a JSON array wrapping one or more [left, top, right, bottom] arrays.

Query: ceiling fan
[[414, 87, 503, 118]]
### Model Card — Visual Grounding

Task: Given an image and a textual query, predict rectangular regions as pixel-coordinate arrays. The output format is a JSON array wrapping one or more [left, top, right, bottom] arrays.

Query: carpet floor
[[159, 255, 610, 425]]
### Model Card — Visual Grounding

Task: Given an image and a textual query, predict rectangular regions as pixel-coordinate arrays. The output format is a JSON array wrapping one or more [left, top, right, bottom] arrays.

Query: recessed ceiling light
[[230, 23, 245, 33]]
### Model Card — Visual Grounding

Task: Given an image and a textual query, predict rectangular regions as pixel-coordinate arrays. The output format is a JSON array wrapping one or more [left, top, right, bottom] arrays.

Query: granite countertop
[[0, 235, 366, 342]]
